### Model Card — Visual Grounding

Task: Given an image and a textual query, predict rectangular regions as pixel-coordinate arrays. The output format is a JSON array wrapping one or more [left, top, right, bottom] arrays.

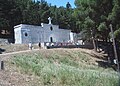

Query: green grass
[[12, 50, 119, 86]]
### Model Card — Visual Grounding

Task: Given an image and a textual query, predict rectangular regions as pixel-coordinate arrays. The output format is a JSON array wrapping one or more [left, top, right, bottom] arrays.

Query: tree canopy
[[0, 0, 120, 43], [0, 0, 74, 38]]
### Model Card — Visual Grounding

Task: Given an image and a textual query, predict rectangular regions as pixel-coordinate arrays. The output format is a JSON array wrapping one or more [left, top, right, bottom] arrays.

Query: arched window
[[50, 26, 53, 31], [25, 32, 28, 37]]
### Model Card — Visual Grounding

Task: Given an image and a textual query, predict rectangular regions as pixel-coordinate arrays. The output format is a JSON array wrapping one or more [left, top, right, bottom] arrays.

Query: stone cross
[[48, 17, 52, 24]]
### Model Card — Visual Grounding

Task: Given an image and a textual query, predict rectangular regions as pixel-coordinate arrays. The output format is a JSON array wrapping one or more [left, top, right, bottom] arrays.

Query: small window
[[50, 26, 53, 31], [25, 33, 28, 36]]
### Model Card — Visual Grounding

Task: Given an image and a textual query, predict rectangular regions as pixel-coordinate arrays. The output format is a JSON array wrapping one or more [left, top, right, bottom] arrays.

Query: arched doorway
[[50, 37, 53, 42]]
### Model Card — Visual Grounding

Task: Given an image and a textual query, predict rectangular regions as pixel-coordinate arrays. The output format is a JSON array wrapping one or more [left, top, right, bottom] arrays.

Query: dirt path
[[0, 49, 39, 56], [0, 49, 39, 60]]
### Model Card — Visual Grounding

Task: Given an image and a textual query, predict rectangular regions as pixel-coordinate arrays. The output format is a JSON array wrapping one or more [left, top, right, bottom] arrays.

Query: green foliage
[[0, 0, 21, 28], [107, 0, 120, 42], [74, 0, 114, 42], [98, 22, 107, 31], [13, 52, 119, 86], [114, 28, 120, 41], [0, 0, 74, 33], [84, 17, 95, 28], [1, 0, 120, 42]]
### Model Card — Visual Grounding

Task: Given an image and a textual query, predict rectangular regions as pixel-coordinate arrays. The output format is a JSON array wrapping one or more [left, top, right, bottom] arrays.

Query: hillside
[[0, 48, 119, 86]]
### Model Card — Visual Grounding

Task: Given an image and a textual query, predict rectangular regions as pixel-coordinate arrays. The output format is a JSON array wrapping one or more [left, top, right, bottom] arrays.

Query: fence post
[[1, 61, 4, 70]]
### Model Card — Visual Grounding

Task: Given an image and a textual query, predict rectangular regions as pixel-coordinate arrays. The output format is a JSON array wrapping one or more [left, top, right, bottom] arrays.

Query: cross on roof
[[48, 17, 52, 24]]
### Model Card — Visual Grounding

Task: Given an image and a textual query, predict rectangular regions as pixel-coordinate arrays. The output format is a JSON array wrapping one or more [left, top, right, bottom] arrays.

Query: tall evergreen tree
[[108, 0, 120, 42], [0, 0, 21, 38], [74, 0, 115, 51]]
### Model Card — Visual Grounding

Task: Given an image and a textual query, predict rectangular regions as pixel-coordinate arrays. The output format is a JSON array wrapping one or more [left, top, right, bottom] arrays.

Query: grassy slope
[[12, 49, 119, 86]]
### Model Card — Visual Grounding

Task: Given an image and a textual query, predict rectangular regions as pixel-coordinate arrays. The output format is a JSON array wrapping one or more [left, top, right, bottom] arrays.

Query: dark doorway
[[50, 37, 53, 42]]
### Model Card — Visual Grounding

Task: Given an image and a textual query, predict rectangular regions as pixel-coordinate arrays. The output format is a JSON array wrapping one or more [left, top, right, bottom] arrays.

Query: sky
[[44, 0, 75, 8]]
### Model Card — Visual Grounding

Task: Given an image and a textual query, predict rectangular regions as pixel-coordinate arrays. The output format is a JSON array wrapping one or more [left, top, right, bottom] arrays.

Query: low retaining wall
[[47, 45, 94, 49]]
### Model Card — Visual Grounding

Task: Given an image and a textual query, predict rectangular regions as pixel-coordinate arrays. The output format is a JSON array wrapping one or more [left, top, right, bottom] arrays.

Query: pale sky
[[39, 0, 76, 8]]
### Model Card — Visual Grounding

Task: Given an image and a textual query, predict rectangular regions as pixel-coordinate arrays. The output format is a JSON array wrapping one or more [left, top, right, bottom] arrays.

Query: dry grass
[[12, 49, 119, 86], [0, 45, 119, 86], [0, 44, 38, 53]]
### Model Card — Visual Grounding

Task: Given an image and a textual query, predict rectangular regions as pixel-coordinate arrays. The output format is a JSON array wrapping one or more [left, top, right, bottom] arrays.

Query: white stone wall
[[59, 29, 70, 42], [43, 23, 70, 42], [20, 25, 43, 44], [21, 28, 31, 44], [42, 24, 58, 42], [14, 26, 22, 44], [14, 23, 72, 44], [29, 27, 42, 43]]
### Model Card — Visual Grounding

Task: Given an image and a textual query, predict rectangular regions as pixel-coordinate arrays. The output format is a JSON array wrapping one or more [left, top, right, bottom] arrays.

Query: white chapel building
[[14, 17, 74, 44]]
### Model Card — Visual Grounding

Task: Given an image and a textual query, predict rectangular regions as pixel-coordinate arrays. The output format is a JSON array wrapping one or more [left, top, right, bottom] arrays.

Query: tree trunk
[[92, 37, 97, 52], [91, 29, 97, 52]]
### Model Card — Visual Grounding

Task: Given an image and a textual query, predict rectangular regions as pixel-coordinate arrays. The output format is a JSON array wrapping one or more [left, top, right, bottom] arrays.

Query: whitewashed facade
[[14, 22, 74, 44]]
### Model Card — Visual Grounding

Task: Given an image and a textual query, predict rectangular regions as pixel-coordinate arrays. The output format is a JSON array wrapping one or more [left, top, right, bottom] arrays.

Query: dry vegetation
[[0, 44, 38, 53], [0, 45, 119, 86]]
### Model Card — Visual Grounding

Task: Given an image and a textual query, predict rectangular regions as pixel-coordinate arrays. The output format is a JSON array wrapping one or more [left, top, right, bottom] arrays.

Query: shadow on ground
[[96, 60, 118, 71], [96, 61, 110, 68], [47, 45, 94, 49], [0, 48, 5, 54]]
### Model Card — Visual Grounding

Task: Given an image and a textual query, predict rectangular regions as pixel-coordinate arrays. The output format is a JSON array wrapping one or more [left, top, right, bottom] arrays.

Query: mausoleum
[[14, 17, 74, 44]]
